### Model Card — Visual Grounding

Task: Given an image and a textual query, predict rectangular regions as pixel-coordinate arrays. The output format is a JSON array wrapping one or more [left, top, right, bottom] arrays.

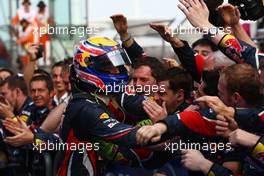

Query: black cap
[[37, 1, 46, 8], [22, 0, 31, 5]]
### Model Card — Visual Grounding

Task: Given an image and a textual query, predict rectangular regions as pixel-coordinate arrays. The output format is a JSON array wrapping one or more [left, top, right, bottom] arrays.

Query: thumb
[[151, 136, 161, 143]]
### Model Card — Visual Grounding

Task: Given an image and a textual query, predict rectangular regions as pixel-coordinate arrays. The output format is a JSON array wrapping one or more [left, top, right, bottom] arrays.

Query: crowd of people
[[0, 0, 264, 176], [11, 0, 51, 69]]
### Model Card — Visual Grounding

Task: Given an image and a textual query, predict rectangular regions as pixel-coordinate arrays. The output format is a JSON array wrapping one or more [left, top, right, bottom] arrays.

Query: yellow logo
[[99, 113, 109, 119], [20, 115, 29, 122], [35, 139, 43, 145]]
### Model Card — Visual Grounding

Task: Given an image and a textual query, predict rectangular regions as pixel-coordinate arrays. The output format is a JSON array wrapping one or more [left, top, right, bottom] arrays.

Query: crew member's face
[[0, 83, 16, 107], [52, 66, 66, 93], [23, 3, 30, 11], [132, 66, 156, 95], [154, 80, 180, 114], [30, 80, 52, 107], [193, 45, 214, 58]]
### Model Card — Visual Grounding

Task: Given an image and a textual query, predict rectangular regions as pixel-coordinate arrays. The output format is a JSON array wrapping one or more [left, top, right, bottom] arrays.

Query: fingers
[[2, 118, 23, 135], [195, 96, 218, 104], [179, 0, 191, 8], [181, 149, 188, 155], [199, 0, 207, 9], [4, 134, 23, 147], [110, 14, 127, 22], [216, 114, 227, 122], [225, 116, 238, 131], [143, 100, 160, 113], [110, 14, 125, 19], [151, 136, 161, 143], [143, 104, 155, 120], [216, 119, 228, 127], [215, 124, 228, 132], [234, 7, 241, 18], [136, 126, 150, 145], [192, 0, 200, 6], [178, 3, 190, 15], [149, 23, 165, 30], [215, 115, 229, 131], [143, 101, 156, 113], [3, 118, 21, 128], [2, 123, 23, 135]]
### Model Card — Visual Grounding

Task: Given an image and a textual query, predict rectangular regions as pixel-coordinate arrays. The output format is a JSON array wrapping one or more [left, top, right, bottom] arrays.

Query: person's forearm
[[170, 37, 185, 48], [231, 24, 257, 48], [24, 60, 36, 88], [40, 102, 67, 133], [171, 40, 202, 82]]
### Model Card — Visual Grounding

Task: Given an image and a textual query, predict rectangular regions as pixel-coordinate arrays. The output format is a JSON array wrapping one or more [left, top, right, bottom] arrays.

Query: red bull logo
[[222, 35, 242, 54]]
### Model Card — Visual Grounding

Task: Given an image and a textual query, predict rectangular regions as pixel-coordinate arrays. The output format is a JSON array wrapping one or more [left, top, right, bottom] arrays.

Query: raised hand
[[195, 96, 235, 118], [218, 4, 240, 27], [110, 14, 129, 38], [178, 0, 213, 30], [149, 23, 184, 47]]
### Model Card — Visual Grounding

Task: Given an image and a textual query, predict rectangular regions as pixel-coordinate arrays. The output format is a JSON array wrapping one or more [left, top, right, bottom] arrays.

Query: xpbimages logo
[[99, 81, 166, 96], [33, 141, 100, 154], [34, 24, 100, 37], [163, 140, 233, 154], [171, 25, 232, 37]]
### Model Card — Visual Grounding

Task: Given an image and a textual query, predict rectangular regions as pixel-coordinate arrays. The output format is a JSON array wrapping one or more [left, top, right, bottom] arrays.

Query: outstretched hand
[[136, 123, 167, 145], [178, 0, 213, 30], [149, 23, 184, 47], [195, 96, 235, 118]]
